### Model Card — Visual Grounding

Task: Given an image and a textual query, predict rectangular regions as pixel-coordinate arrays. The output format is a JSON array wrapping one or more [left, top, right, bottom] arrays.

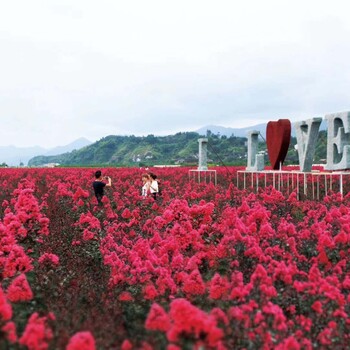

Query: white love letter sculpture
[[246, 130, 264, 171], [325, 111, 350, 170], [294, 118, 322, 172]]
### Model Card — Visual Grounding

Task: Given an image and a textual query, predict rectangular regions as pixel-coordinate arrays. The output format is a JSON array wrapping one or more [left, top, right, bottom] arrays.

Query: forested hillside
[[28, 130, 328, 167]]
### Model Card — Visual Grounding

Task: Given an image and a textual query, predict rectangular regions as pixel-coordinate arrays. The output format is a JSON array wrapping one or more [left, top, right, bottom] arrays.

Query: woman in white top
[[149, 173, 159, 200], [141, 174, 151, 197]]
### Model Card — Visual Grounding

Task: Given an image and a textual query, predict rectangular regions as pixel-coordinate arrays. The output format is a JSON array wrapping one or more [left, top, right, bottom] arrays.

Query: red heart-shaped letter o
[[266, 119, 291, 170]]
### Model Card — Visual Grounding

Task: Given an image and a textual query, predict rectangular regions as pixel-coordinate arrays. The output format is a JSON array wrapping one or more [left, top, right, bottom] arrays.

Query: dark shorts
[[96, 194, 103, 205]]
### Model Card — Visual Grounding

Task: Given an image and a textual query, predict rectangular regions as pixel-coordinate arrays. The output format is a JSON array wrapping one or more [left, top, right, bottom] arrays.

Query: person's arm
[[105, 176, 112, 187]]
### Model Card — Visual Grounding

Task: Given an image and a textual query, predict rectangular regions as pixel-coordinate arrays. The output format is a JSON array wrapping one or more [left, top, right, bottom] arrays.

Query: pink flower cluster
[[0, 174, 56, 348], [146, 299, 224, 348]]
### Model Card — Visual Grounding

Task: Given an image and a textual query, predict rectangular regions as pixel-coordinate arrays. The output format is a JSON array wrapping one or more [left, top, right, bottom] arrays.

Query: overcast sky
[[1, 0, 350, 147]]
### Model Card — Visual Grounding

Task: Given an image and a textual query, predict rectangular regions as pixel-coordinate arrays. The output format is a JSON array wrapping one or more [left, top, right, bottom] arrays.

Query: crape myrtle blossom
[[6, 273, 33, 302], [1, 321, 17, 343], [19, 312, 54, 350], [0, 286, 12, 321], [66, 331, 96, 350], [38, 253, 60, 266], [76, 211, 101, 241], [145, 298, 225, 349]]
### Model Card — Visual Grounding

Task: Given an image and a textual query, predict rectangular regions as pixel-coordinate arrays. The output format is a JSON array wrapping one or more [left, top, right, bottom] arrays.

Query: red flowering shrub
[[0, 166, 349, 349]]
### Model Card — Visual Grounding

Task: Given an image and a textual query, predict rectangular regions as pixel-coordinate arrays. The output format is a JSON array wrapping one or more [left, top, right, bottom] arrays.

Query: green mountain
[[28, 132, 248, 167], [27, 130, 328, 167]]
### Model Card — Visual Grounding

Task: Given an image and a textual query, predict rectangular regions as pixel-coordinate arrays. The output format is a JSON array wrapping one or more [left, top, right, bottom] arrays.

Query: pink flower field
[[0, 167, 349, 349]]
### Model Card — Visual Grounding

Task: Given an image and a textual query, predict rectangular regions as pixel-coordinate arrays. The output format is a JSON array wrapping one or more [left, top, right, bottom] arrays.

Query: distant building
[[42, 163, 60, 168]]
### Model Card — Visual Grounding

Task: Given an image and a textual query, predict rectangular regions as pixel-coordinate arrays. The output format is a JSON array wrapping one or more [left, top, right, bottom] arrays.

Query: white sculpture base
[[237, 170, 350, 200], [189, 169, 217, 185]]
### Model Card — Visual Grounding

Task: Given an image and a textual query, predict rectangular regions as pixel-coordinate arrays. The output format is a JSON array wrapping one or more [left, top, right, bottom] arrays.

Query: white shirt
[[149, 180, 158, 193], [142, 183, 149, 196]]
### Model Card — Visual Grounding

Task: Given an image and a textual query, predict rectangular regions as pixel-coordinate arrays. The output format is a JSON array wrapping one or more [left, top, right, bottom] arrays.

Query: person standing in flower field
[[92, 170, 111, 205], [148, 172, 159, 200], [141, 173, 151, 197]]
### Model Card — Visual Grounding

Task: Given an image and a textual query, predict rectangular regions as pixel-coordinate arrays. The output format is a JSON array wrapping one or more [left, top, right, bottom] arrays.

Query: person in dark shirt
[[92, 170, 111, 205]]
